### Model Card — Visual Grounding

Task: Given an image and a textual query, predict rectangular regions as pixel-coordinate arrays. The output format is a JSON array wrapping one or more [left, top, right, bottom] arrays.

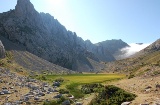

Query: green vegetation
[[89, 85, 137, 105], [59, 89, 69, 94], [5, 51, 13, 60], [81, 83, 104, 94], [46, 74, 125, 85], [153, 71, 160, 75], [43, 96, 72, 105], [0, 51, 13, 67], [128, 74, 135, 79], [66, 82, 84, 98], [43, 74, 125, 99]]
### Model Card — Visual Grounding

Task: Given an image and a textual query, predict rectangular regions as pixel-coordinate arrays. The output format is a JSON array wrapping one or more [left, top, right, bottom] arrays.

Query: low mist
[[121, 43, 150, 57], [114, 43, 150, 60]]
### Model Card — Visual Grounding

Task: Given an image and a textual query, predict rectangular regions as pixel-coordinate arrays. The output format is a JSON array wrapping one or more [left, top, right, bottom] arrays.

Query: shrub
[[55, 77, 64, 82], [89, 85, 136, 105], [43, 100, 58, 105], [59, 89, 69, 94], [43, 96, 70, 105], [81, 83, 104, 94], [153, 71, 160, 75], [128, 74, 135, 79]]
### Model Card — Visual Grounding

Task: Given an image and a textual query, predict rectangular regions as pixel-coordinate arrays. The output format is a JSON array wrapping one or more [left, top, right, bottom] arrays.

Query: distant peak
[[136, 43, 143, 45]]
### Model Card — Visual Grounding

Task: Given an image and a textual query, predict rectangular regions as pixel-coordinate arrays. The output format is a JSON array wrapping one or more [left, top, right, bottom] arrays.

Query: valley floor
[[111, 76, 160, 105]]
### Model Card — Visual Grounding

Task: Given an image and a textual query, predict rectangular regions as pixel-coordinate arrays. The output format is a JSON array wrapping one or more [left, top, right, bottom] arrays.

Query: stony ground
[[111, 76, 160, 105], [0, 68, 60, 105]]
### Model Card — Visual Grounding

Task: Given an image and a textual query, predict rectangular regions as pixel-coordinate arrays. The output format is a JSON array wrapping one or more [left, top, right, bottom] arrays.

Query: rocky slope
[[133, 38, 160, 57], [0, 35, 74, 74]]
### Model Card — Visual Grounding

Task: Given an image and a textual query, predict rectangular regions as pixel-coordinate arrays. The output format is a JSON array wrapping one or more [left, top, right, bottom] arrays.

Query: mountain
[[84, 39, 130, 61], [0, 0, 111, 71], [0, 0, 131, 72]]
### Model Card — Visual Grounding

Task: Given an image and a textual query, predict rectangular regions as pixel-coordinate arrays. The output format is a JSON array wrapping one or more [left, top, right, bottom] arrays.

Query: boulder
[[0, 40, 5, 59], [62, 100, 70, 105], [121, 102, 131, 105]]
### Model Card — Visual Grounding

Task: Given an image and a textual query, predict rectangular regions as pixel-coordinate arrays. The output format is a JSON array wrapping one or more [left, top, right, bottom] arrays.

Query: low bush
[[81, 83, 104, 94], [59, 89, 69, 94], [55, 77, 64, 82], [128, 74, 135, 79], [89, 85, 136, 105]]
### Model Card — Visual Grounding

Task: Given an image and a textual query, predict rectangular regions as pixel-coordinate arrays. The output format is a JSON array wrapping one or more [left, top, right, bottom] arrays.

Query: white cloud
[[119, 43, 150, 58]]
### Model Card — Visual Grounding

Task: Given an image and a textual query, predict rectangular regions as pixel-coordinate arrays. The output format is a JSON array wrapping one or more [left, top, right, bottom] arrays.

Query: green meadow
[[45, 73, 125, 85]]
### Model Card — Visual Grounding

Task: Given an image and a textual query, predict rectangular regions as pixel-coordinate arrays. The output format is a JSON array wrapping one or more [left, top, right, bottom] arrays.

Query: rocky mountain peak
[[15, 0, 37, 17]]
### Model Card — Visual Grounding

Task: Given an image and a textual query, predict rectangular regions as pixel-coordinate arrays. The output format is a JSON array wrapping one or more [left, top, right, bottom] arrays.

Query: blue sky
[[0, 0, 160, 44]]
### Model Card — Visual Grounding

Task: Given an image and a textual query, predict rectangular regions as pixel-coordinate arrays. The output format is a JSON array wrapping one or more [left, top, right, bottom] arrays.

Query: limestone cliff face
[[0, 40, 5, 58]]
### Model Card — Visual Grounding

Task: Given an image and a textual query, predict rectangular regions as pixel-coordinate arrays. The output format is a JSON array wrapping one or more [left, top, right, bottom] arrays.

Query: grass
[[46, 74, 125, 85], [43, 73, 125, 98]]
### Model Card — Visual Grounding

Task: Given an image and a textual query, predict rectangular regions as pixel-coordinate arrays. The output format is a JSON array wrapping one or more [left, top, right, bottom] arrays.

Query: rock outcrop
[[0, 40, 5, 58]]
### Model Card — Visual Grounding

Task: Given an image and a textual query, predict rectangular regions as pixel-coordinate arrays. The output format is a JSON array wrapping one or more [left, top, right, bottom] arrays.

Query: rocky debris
[[0, 68, 59, 105], [62, 100, 71, 105], [144, 86, 152, 92], [54, 94, 62, 98], [121, 102, 131, 105], [0, 40, 5, 58], [53, 81, 61, 87], [156, 84, 160, 89], [75, 102, 83, 105]]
